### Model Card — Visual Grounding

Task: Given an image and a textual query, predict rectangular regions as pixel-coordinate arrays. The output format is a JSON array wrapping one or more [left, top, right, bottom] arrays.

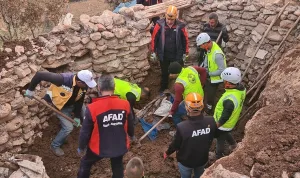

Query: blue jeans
[[178, 162, 206, 178], [172, 101, 186, 126], [51, 106, 74, 148]]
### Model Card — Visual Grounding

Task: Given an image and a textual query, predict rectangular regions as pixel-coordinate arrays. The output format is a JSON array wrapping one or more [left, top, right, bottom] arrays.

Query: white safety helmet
[[196, 33, 211, 46], [221, 67, 242, 84]]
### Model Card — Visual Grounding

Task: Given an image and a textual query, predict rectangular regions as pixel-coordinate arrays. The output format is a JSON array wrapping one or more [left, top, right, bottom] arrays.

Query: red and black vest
[[88, 95, 131, 157]]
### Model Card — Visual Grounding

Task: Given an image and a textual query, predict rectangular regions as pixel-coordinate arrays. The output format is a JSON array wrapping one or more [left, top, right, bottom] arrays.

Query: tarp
[[113, 0, 137, 13], [139, 118, 158, 141]]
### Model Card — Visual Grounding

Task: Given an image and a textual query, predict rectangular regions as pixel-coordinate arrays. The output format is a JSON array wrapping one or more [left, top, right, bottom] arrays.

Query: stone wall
[[183, 0, 300, 86], [0, 5, 151, 154]]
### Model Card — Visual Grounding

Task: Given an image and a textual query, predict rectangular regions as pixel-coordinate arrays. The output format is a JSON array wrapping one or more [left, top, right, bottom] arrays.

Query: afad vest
[[207, 42, 227, 83], [114, 78, 142, 101], [214, 89, 246, 131], [175, 66, 204, 98], [46, 76, 85, 110]]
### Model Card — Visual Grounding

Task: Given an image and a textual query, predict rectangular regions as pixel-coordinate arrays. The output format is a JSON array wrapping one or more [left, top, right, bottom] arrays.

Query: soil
[[213, 105, 300, 178]]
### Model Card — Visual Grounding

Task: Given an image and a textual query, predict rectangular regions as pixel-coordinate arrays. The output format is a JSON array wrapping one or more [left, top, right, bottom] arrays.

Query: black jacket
[[203, 22, 229, 46], [166, 114, 219, 168], [151, 19, 189, 61]]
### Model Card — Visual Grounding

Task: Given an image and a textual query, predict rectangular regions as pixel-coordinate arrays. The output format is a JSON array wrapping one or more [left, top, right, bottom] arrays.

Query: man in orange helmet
[[163, 93, 219, 178], [151, 5, 189, 93]]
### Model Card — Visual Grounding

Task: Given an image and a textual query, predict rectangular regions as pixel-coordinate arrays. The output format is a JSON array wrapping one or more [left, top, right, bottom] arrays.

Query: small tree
[[0, 0, 67, 41]]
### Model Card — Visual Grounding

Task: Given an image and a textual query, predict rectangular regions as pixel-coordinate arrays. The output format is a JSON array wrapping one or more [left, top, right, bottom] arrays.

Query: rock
[[0, 167, 9, 177], [267, 31, 283, 42], [8, 169, 26, 178], [5, 116, 24, 132], [73, 49, 89, 57], [97, 13, 114, 27], [119, 7, 134, 18], [15, 55, 27, 65], [0, 132, 9, 145], [5, 61, 15, 69], [234, 29, 244, 35], [11, 95, 25, 110], [282, 171, 289, 178], [24, 130, 34, 140], [5, 48, 12, 53], [91, 50, 102, 58], [201, 164, 250, 178], [15, 46, 25, 56], [80, 14, 90, 24], [63, 35, 81, 45], [113, 28, 131, 39], [134, 19, 150, 30], [81, 36, 90, 44], [230, 19, 258, 27], [254, 23, 268, 35], [103, 49, 118, 55], [93, 54, 117, 65], [90, 32, 102, 41], [130, 37, 151, 47], [256, 151, 270, 164], [97, 24, 106, 32], [113, 14, 125, 25], [288, 14, 297, 21], [242, 12, 257, 20], [246, 46, 255, 57], [280, 20, 294, 29], [295, 172, 300, 178], [86, 41, 97, 50], [265, 15, 276, 25], [187, 10, 206, 18], [295, 9, 300, 16], [97, 45, 108, 51], [18, 105, 28, 115], [130, 4, 144, 11], [101, 31, 115, 39], [68, 43, 84, 53], [263, 9, 276, 15], [244, 5, 257, 12], [251, 30, 262, 43], [0, 90, 16, 104], [0, 103, 11, 119], [256, 49, 268, 60], [12, 137, 25, 146], [14, 67, 31, 79], [228, 5, 243, 11], [106, 59, 123, 72], [0, 78, 15, 94]]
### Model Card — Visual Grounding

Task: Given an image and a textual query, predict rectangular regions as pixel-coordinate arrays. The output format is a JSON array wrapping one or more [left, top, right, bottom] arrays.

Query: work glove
[[77, 148, 86, 157], [24, 89, 34, 99], [150, 52, 157, 62], [73, 118, 81, 127], [163, 152, 168, 160], [182, 54, 188, 63]]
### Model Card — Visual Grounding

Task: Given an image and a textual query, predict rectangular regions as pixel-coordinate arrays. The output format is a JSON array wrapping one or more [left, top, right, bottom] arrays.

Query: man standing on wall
[[196, 32, 227, 115], [198, 13, 229, 66], [151, 5, 189, 93], [24, 70, 97, 156], [214, 67, 246, 159], [77, 74, 134, 178]]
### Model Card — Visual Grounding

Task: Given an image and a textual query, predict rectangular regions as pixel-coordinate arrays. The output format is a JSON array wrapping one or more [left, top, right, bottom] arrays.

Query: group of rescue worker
[[24, 4, 246, 178]]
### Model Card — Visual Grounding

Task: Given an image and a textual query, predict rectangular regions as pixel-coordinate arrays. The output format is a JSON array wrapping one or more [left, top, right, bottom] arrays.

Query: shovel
[[31, 95, 82, 127]]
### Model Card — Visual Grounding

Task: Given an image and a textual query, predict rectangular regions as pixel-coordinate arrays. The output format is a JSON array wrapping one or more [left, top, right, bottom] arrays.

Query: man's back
[[176, 115, 217, 167]]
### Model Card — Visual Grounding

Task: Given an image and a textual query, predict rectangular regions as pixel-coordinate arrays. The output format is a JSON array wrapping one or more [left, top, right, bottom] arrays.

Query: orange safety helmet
[[166, 5, 177, 20], [185, 93, 204, 112]]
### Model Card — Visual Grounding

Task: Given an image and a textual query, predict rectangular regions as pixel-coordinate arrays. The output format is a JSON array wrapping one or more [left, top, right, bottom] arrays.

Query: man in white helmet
[[196, 32, 227, 115], [214, 67, 246, 159]]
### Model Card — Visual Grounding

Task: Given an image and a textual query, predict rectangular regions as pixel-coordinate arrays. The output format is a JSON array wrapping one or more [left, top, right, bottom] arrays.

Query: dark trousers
[[159, 59, 183, 92], [204, 80, 220, 114], [216, 130, 236, 159], [77, 148, 124, 178]]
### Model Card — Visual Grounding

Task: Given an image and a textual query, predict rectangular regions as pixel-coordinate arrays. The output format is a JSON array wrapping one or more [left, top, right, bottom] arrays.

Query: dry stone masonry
[[183, 0, 300, 86]]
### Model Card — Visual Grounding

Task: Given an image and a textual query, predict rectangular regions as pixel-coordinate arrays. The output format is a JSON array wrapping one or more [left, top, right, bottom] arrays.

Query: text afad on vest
[[103, 111, 125, 128], [192, 128, 210, 137]]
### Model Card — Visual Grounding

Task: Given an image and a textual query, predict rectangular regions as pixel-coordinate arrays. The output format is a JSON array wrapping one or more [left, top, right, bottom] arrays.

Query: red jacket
[[79, 95, 134, 158]]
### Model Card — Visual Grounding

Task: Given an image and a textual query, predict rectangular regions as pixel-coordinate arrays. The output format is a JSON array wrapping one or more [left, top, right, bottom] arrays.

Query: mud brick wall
[[183, 0, 300, 86]]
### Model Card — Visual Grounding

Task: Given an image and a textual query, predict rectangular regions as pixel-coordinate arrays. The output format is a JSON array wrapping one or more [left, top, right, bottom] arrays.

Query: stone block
[[15, 55, 27, 65], [280, 20, 294, 29], [265, 15, 276, 25], [0, 103, 11, 119], [228, 5, 243, 11], [254, 23, 268, 35], [113, 14, 125, 25], [14, 67, 31, 79], [64, 35, 81, 45], [90, 32, 102, 41], [244, 5, 257, 12], [86, 41, 96, 50], [97, 45, 108, 51], [93, 54, 117, 65], [101, 31, 115, 40], [113, 28, 131, 39], [11, 96, 25, 110], [73, 49, 89, 57], [266, 31, 283, 42], [0, 132, 9, 145], [255, 49, 268, 60], [5, 116, 24, 132], [251, 30, 262, 43], [81, 37, 90, 44]]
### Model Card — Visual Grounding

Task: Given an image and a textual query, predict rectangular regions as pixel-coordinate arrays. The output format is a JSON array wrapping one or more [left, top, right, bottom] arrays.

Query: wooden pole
[[216, 31, 223, 44], [247, 15, 300, 96], [138, 114, 169, 144], [32, 95, 81, 127], [253, 15, 300, 83], [241, 2, 290, 80]]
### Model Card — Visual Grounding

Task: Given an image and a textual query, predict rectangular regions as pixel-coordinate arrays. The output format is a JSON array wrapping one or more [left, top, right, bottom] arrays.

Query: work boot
[[50, 146, 64, 157], [169, 131, 176, 137]]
